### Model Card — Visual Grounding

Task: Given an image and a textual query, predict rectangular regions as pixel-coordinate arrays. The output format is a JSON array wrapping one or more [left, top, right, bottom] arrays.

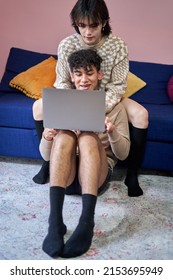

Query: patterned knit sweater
[[54, 33, 129, 113]]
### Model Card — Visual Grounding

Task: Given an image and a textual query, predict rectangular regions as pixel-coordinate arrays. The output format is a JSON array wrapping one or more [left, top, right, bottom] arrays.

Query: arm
[[105, 57, 129, 112], [39, 128, 58, 161], [100, 35, 129, 113], [54, 52, 72, 89], [105, 103, 130, 160], [53, 37, 76, 89]]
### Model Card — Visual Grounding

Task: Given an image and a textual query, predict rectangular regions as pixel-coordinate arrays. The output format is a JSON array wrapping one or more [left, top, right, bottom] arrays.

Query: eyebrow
[[73, 67, 94, 73], [77, 22, 100, 27]]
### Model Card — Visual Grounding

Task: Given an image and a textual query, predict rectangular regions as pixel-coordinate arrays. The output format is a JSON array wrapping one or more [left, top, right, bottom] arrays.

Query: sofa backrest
[[0, 47, 57, 93], [130, 60, 173, 105], [0, 47, 172, 106]]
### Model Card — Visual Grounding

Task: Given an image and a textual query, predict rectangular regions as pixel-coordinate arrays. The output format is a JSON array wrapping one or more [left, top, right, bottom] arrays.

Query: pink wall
[[0, 0, 173, 80]]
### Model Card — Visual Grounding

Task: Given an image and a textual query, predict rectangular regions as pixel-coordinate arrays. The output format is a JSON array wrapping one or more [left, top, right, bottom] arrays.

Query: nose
[[81, 73, 88, 82], [85, 26, 92, 36]]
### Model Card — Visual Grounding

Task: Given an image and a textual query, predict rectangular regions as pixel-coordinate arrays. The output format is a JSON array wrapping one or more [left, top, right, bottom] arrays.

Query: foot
[[42, 224, 67, 258], [125, 175, 143, 197], [61, 220, 94, 258], [33, 161, 49, 184]]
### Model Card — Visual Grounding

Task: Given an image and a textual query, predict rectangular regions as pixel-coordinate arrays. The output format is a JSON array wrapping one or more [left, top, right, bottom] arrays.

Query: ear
[[70, 73, 75, 82], [98, 70, 103, 81], [102, 20, 107, 27]]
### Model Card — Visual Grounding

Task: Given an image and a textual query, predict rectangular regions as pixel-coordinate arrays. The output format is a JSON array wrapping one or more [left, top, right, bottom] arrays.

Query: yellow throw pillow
[[124, 72, 146, 98], [9, 56, 57, 99]]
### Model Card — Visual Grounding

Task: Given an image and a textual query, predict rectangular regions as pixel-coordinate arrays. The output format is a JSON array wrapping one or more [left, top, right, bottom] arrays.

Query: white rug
[[0, 156, 172, 260]]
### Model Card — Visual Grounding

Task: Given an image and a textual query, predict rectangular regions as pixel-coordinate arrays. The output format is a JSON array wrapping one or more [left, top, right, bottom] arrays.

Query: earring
[[102, 26, 105, 32]]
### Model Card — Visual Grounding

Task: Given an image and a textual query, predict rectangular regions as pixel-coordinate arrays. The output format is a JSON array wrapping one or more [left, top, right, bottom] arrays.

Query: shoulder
[[104, 33, 128, 54], [107, 33, 127, 45], [58, 34, 80, 51]]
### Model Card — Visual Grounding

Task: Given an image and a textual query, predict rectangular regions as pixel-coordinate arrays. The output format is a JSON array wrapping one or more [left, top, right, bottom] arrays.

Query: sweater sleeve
[[101, 103, 130, 160], [105, 57, 129, 113], [107, 103, 130, 160], [39, 137, 53, 161], [102, 37, 129, 113], [54, 42, 73, 89]]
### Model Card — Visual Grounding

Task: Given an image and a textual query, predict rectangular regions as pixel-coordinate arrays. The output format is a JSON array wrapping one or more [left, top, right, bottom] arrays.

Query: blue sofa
[[0, 47, 173, 171]]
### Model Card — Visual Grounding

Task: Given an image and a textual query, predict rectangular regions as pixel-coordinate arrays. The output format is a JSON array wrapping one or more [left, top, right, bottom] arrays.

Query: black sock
[[125, 126, 148, 197], [125, 172, 143, 197], [33, 160, 49, 184], [61, 194, 97, 258], [42, 187, 66, 258], [32, 120, 49, 184]]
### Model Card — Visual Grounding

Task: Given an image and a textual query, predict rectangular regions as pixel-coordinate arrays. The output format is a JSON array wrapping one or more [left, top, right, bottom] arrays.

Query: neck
[[80, 35, 106, 49]]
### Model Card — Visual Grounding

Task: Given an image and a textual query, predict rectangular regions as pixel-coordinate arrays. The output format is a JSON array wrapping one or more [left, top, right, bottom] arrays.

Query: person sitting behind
[[40, 49, 130, 259]]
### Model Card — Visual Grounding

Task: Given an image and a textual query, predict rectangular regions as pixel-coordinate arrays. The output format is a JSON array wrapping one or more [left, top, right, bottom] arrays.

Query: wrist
[[43, 134, 53, 141]]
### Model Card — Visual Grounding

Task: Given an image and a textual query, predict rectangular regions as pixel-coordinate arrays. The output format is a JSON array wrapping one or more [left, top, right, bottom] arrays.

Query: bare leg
[[50, 130, 77, 187], [62, 132, 108, 258], [42, 131, 77, 258]]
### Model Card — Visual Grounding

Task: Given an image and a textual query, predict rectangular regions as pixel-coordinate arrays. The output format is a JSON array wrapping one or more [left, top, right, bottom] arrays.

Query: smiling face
[[71, 65, 102, 91], [77, 17, 105, 45]]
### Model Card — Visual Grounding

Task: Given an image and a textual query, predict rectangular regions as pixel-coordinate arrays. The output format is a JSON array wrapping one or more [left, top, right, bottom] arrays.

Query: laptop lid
[[42, 88, 105, 132]]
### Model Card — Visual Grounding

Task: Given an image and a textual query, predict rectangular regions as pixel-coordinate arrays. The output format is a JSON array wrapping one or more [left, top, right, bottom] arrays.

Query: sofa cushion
[[9, 56, 57, 99], [143, 103, 173, 142], [124, 72, 146, 98], [167, 75, 173, 102], [129, 61, 173, 105], [0, 47, 57, 94], [0, 93, 35, 129]]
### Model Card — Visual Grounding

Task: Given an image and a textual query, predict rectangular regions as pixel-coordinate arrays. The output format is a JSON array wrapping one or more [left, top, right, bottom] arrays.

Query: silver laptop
[[42, 88, 105, 132]]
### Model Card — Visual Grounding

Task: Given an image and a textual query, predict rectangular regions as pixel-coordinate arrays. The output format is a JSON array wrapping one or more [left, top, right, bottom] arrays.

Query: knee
[[53, 131, 77, 152], [78, 133, 100, 154], [32, 99, 43, 120], [132, 107, 149, 128]]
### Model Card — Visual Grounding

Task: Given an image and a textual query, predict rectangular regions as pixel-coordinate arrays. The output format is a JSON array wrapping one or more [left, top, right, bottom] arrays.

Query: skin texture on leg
[[50, 131, 77, 187], [32, 98, 43, 121], [78, 132, 108, 195], [42, 130, 109, 258], [61, 132, 109, 258], [121, 97, 148, 129], [42, 131, 77, 258]]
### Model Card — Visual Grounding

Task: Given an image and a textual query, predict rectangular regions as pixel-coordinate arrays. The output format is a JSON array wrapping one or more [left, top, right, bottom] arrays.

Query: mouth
[[84, 36, 94, 41], [80, 84, 91, 90]]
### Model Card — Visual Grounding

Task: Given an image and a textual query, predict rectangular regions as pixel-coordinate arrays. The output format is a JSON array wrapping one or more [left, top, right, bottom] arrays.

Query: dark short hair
[[70, 0, 111, 36], [68, 49, 103, 72]]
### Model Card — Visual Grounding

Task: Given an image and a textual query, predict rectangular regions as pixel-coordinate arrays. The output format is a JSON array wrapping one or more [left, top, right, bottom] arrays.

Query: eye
[[74, 72, 82, 77], [87, 71, 94, 76], [90, 23, 99, 28], [77, 23, 86, 28]]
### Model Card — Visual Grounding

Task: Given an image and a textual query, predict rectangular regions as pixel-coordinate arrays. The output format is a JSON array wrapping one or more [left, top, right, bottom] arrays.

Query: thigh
[[32, 98, 43, 120], [121, 97, 148, 128]]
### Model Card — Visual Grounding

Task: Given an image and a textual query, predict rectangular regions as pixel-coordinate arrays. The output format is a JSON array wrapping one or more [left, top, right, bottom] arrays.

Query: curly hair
[[70, 0, 111, 36], [68, 49, 103, 72]]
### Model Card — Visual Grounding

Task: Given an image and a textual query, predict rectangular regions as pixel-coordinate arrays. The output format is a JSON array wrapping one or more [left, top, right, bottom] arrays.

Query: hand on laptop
[[43, 128, 59, 141], [105, 117, 115, 134]]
